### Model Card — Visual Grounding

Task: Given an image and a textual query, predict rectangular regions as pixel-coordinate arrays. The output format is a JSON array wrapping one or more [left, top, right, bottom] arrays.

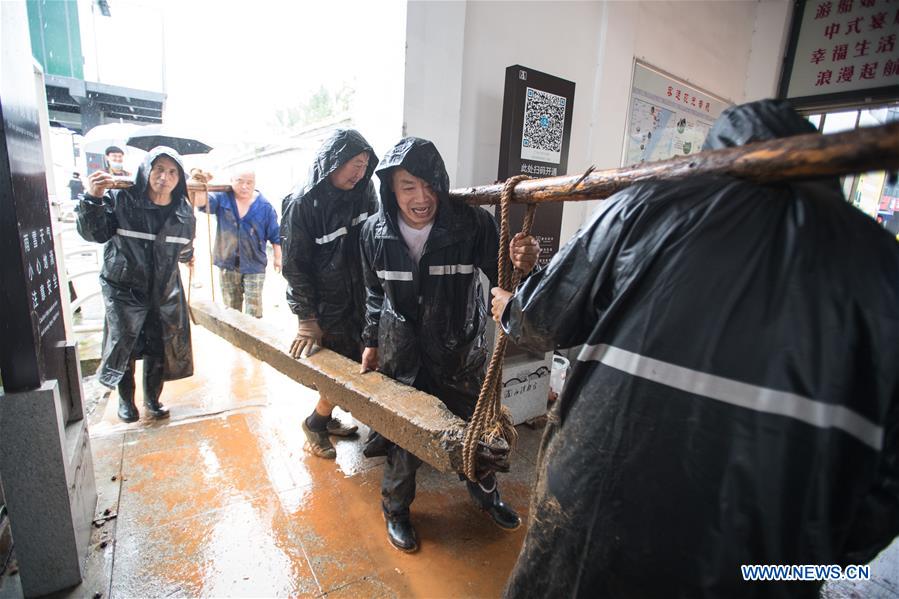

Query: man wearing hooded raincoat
[[490, 100, 899, 598], [359, 137, 540, 553], [281, 129, 378, 458], [77, 147, 196, 422]]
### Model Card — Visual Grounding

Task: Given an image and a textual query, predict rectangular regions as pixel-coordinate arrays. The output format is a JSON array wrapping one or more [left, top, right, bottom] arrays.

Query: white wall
[[456, 1, 604, 190], [353, 1, 408, 163], [744, 0, 793, 102], [404, 0, 791, 244], [403, 1, 469, 180]]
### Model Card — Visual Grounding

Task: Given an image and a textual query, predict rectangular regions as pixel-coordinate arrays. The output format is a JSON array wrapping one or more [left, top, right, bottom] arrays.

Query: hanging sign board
[[623, 61, 730, 166], [497, 64, 575, 267], [779, 0, 899, 110]]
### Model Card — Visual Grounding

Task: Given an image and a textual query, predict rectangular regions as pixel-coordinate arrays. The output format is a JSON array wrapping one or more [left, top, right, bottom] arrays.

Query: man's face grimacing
[[231, 171, 256, 202], [329, 152, 369, 191], [392, 168, 437, 229], [148, 156, 180, 197]]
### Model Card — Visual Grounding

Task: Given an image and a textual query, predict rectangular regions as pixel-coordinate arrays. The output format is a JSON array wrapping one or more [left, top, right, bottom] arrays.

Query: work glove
[[474, 437, 511, 480], [290, 319, 323, 358]]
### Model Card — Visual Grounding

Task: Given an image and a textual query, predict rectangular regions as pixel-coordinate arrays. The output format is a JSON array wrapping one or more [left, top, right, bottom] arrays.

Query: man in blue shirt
[[196, 170, 281, 318]]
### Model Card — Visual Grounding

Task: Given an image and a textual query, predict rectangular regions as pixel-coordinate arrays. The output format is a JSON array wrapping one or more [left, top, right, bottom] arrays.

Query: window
[[805, 105, 899, 236]]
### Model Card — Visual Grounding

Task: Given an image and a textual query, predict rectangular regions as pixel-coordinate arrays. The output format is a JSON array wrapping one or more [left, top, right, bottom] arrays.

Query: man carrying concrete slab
[[359, 137, 540, 552], [281, 129, 379, 458]]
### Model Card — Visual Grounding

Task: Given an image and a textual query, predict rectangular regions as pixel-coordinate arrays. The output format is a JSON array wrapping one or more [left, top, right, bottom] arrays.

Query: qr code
[[521, 87, 566, 164]]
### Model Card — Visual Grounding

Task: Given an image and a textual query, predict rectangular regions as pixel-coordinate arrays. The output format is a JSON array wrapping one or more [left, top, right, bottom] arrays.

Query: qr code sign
[[521, 87, 566, 164]]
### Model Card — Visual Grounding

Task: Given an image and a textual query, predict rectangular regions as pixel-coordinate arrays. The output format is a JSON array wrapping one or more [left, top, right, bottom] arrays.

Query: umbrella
[[126, 124, 213, 155], [82, 122, 144, 154]]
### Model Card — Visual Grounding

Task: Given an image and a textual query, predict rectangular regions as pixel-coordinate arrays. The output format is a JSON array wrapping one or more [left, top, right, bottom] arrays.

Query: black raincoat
[[281, 129, 378, 357], [502, 100, 899, 598], [76, 147, 196, 388], [360, 138, 499, 415]]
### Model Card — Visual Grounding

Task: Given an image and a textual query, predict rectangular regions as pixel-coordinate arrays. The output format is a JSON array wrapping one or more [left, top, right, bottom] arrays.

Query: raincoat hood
[[301, 129, 377, 196], [702, 99, 817, 150], [375, 137, 451, 230], [280, 129, 379, 340], [132, 146, 189, 204]]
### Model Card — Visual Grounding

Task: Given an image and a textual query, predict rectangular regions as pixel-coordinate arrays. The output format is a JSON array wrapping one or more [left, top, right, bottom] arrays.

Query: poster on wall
[[779, 0, 899, 110], [623, 62, 730, 166]]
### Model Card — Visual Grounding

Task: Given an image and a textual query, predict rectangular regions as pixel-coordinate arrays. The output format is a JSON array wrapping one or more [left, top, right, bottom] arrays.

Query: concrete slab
[[191, 299, 468, 473]]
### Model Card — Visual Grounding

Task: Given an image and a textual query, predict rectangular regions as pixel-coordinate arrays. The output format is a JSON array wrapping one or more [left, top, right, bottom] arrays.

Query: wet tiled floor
[[58, 326, 536, 598]]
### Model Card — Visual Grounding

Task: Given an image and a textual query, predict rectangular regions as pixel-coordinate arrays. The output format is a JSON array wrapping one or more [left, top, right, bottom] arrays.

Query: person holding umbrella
[[76, 146, 196, 422]]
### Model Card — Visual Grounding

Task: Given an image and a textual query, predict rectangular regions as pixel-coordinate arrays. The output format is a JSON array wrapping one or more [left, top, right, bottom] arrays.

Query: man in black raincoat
[[77, 147, 196, 422], [490, 100, 899, 598], [281, 129, 378, 458], [359, 137, 540, 552]]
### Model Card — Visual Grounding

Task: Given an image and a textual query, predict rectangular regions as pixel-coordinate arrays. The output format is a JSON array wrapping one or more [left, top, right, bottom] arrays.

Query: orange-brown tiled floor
[[74, 325, 539, 598]]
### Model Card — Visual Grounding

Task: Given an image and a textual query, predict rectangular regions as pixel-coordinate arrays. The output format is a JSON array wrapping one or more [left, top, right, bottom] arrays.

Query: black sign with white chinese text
[[0, 1, 68, 399]]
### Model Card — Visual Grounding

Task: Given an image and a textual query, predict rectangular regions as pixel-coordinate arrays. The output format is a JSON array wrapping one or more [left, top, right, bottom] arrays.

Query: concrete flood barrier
[[190, 299, 466, 473]]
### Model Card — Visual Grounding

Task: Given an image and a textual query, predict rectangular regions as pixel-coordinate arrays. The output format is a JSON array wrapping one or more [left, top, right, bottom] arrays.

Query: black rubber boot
[[467, 476, 521, 531], [117, 395, 139, 422], [117, 359, 139, 422], [143, 356, 170, 420], [384, 514, 418, 553], [363, 430, 391, 458]]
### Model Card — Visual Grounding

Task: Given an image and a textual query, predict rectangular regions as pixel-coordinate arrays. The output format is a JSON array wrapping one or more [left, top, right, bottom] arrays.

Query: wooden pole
[[451, 122, 899, 206], [206, 208, 215, 302]]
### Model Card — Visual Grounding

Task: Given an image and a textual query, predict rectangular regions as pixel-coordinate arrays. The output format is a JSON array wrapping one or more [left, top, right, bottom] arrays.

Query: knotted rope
[[462, 175, 537, 481]]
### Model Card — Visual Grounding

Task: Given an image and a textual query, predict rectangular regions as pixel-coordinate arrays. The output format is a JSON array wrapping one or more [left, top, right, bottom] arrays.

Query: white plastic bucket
[[550, 354, 569, 395]]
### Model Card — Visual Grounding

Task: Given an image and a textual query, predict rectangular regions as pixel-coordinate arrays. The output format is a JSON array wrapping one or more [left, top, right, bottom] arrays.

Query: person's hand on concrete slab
[[360, 347, 379, 373], [475, 437, 511, 479], [290, 319, 323, 358]]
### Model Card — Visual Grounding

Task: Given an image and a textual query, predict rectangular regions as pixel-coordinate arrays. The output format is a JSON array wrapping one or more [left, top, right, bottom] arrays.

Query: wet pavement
[[11, 325, 538, 598]]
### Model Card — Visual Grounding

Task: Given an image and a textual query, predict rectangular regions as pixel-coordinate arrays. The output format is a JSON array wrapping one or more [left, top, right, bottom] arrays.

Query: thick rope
[[462, 175, 536, 481]]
